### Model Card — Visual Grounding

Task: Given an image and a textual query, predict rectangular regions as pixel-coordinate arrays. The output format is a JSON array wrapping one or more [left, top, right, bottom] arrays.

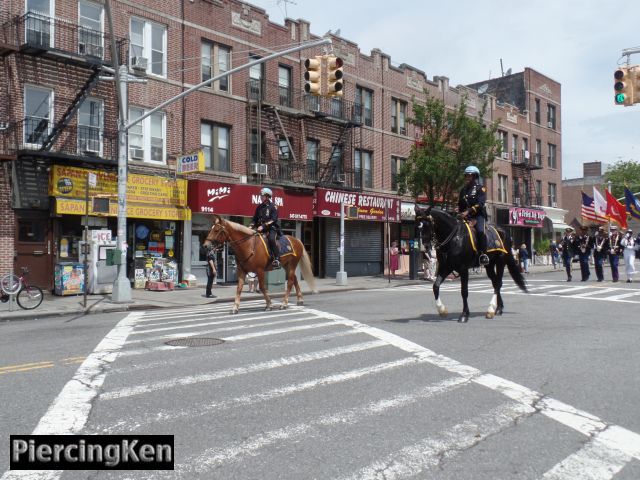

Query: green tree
[[398, 93, 502, 208], [604, 160, 640, 198]]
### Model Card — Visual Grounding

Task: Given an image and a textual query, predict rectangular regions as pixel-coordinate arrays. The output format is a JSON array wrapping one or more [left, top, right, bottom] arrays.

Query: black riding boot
[[268, 233, 281, 268], [477, 231, 489, 266]]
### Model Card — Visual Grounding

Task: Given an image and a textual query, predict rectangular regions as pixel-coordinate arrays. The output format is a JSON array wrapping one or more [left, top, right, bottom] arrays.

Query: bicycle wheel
[[0, 274, 21, 295], [16, 285, 44, 310]]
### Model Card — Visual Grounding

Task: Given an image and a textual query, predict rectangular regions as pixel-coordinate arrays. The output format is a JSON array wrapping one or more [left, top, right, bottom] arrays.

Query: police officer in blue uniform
[[458, 165, 489, 266], [250, 187, 281, 268]]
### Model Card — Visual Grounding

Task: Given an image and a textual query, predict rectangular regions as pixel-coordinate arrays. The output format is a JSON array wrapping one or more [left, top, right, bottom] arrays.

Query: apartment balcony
[[511, 195, 543, 208], [0, 12, 127, 66], [511, 150, 543, 170], [247, 79, 358, 124], [0, 119, 117, 163]]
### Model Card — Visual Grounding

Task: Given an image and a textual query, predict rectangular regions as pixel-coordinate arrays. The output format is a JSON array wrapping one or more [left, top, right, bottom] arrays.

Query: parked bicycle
[[0, 267, 44, 310]]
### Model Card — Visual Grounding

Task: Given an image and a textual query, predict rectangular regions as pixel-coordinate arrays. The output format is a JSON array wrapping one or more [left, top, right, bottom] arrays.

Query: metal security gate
[[324, 219, 382, 277]]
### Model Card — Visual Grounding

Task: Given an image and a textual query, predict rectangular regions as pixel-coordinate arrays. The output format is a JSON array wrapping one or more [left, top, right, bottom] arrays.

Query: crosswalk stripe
[[124, 316, 319, 346], [571, 288, 620, 298], [220, 321, 340, 341], [337, 402, 534, 480], [95, 355, 431, 434], [173, 376, 471, 477], [549, 286, 592, 294], [604, 291, 640, 301], [132, 310, 305, 334], [541, 439, 630, 480], [100, 340, 388, 400], [135, 301, 267, 322]]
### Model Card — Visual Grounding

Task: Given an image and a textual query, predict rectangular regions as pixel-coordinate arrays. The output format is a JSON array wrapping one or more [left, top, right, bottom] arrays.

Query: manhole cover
[[165, 338, 225, 347]]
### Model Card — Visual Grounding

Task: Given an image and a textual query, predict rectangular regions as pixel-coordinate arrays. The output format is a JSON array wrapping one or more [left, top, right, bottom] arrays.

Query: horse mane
[[219, 217, 255, 235], [428, 207, 458, 229]]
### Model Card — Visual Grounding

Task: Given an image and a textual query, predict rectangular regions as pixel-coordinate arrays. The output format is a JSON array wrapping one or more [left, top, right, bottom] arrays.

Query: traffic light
[[326, 55, 344, 96], [304, 56, 322, 95], [614, 66, 633, 106]]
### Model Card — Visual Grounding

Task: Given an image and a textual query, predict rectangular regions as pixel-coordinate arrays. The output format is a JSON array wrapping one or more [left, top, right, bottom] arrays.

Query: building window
[[391, 98, 407, 135], [250, 129, 265, 164], [355, 150, 372, 189], [330, 143, 343, 182], [391, 156, 405, 191], [547, 104, 556, 129], [512, 134, 518, 161], [248, 54, 264, 100], [201, 122, 230, 172], [535, 180, 542, 205], [498, 175, 508, 203], [130, 18, 166, 77], [25, 0, 53, 48], [24, 85, 52, 147], [535, 139, 542, 166], [330, 97, 343, 119], [78, 98, 102, 156], [548, 183, 557, 207], [306, 138, 319, 183], [534, 98, 540, 124], [78, 1, 103, 58], [278, 65, 292, 107], [523, 178, 530, 204], [522, 137, 529, 162], [498, 130, 508, 156], [128, 107, 165, 163], [355, 86, 373, 126], [201, 41, 231, 92], [547, 143, 557, 169]]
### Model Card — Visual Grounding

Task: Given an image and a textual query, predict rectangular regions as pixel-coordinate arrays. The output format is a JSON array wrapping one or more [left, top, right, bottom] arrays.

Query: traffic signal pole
[[336, 201, 348, 286], [105, 0, 331, 302]]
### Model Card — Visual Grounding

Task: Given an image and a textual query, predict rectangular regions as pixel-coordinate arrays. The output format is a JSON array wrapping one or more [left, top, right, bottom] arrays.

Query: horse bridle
[[209, 222, 258, 263], [423, 214, 459, 251]]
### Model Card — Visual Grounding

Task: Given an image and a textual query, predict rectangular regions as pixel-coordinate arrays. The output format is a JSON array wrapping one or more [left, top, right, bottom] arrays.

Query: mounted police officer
[[250, 187, 281, 268], [458, 165, 489, 266]]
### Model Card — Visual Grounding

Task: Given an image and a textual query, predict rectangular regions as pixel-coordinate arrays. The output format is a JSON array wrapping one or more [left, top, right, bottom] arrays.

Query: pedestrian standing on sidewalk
[[550, 241, 559, 269], [519, 244, 529, 274], [621, 228, 636, 283], [608, 225, 622, 282], [205, 245, 218, 298], [389, 241, 400, 278]]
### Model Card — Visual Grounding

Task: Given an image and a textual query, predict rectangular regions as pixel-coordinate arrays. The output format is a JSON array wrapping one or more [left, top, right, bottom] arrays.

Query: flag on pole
[[592, 187, 608, 223], [624, 187, 640, 220], [581, 191, 600, 222], [605, 189, 628, 229]]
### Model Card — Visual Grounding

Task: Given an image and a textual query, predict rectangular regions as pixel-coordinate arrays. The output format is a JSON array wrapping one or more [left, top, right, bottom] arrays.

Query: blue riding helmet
[[464, 165, 480, 176], [260, 187, 273, 197]]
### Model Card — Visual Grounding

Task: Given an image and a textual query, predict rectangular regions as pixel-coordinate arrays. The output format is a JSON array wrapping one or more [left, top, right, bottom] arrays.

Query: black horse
[[415, 205, 527, 323]]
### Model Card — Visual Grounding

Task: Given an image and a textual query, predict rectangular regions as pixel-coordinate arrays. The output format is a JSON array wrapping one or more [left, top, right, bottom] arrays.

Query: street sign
[[177, 150, 205, 174], [88, 172, 97, 188]]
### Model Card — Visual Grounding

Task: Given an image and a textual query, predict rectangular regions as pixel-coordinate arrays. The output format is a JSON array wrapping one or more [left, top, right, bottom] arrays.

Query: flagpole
[[607, 181, 612, 235]]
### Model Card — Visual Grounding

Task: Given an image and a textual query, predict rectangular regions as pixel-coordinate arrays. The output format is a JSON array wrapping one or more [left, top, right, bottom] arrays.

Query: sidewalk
[[0, 262, 560, 322]]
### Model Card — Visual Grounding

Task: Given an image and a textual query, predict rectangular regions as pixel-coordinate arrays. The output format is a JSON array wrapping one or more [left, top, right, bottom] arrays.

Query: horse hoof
[[438, 310, 448, 317], [496, 308, 503, 316], [279, 304, 288, 310], [458, 314, 469, 323], [264, 305, 272, 311], [486, 312, 495, 319], [231, 308, 239, 315], [297, 300, 304, 306]]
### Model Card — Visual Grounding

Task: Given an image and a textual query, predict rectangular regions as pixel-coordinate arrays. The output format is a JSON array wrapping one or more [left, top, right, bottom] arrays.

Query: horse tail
[[502, 233, 527, 292], [300, 248, 318, 294]]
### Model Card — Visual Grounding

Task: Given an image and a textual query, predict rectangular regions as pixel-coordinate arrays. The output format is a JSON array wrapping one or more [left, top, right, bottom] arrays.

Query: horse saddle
[[463, 221, 508, 254], [258, 234, 295, 257]]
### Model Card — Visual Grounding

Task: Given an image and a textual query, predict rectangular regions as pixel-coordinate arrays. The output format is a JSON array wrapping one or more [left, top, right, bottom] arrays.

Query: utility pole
[[105, 0, 330, 302], [336, 201, 347, 286]]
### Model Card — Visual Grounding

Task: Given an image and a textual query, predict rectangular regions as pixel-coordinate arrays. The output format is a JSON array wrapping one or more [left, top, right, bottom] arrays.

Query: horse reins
[[211, 224, 258, 263], [428, 215, 459, 250]]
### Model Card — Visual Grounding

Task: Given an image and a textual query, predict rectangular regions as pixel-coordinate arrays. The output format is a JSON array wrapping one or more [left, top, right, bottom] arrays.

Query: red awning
[[315, 187, 400, 222]]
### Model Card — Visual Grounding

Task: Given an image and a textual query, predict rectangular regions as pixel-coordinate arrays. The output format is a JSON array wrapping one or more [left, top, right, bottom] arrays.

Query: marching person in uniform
[[621, 228, 636, 283], [458, 165, 489, 266], [250, 187, 281, 268], [577, 225, 593, 281], [559, 227, 575, 281], [608, 225, 622, 282], [593, 226, 609, 282]]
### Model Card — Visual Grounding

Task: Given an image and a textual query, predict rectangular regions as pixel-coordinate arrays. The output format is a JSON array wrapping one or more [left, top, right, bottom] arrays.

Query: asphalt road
[[1, 270, 640, 479]]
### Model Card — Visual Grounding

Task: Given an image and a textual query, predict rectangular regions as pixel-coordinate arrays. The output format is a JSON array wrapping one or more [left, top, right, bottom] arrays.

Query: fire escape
[[511, 148, 543, 207], [0, 11, 126, 208], [246, 78, 362, 190]]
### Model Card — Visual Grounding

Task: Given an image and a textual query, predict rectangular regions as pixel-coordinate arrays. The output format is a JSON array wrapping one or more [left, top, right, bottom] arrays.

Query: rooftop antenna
[[277, 0, 296, 18], [500, 58, 504, 77]]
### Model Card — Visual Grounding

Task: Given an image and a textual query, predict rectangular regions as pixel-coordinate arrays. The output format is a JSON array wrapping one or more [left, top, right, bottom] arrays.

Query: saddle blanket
[[463, 222, 508, 254], [257, 234, 296, 257]]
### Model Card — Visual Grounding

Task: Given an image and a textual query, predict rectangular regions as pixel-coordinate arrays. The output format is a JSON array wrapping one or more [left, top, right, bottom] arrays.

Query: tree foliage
[[397, 93, 502, 209], [604, 160, 640, 198]]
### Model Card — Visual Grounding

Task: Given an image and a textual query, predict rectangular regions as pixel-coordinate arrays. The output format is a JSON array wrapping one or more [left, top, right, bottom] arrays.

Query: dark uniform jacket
[[577, 234, 593, 255], [593, 234, 609, 258], [458, 182, 487, 219], [609, 233, 622, 256], [560, 234, 576, 257], [251, 200, 280, 232]]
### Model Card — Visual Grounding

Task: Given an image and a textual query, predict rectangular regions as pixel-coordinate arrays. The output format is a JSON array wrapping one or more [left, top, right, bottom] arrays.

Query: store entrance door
[[14, 211, 53, 290]]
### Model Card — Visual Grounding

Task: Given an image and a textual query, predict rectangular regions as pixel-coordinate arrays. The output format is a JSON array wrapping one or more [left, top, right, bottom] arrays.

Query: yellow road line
[[0, 361, 52, 371], [0, 364, 54, 375]]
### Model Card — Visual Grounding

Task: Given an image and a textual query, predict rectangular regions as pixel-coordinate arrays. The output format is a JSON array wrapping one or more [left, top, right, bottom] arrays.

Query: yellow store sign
[[55, 198, 191, 221], [49, 165, 187, 206]]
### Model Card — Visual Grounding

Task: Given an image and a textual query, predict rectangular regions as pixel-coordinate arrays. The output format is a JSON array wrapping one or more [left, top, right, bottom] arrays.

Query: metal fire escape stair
[[40, 66, 101, 151], [317, 121, 354, 185]]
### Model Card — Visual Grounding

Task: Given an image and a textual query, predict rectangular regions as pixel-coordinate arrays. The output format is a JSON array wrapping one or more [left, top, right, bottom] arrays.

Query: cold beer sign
[[176, 150, 205, 174]]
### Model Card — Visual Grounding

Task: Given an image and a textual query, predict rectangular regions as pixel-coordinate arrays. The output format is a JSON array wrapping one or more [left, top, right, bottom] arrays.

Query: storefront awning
[[551, 222, 572, 231], [55, 198, 192, 221], [315, 188, 400, 222]]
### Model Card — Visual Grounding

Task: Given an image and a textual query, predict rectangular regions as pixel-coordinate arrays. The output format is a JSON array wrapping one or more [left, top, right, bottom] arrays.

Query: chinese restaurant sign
[[508, 207, 546, 228], [315, 188, 400, 222]]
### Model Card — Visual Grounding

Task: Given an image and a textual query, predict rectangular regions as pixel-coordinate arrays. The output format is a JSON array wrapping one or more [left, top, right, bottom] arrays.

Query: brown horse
[[203, 215, 317, 314]]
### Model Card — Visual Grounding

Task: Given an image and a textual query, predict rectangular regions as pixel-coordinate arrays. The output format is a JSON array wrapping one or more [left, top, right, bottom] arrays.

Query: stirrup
[[272, 259, 281, 269], [479, 253, 489, 266]]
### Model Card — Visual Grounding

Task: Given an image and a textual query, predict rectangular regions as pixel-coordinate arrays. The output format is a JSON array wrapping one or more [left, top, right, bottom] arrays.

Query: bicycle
[[0, 267, 44, 310]]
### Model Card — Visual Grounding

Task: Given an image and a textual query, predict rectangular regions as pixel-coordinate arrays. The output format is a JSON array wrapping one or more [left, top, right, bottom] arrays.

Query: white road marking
[[540, 438, 631, 480], [137, 304, 301, 327], [336, 402, 534, 480], [571, 288, 620, 298], [100, 340, 388, 400], [605, 291, 640, 301], [220, 321, 339, 341], [135, 301, 267, 321], [0, 312, 143, 480]]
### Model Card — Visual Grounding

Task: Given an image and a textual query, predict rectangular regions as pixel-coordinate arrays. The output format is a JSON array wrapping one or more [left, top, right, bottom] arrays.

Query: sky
[[247, 0, 639, 180]]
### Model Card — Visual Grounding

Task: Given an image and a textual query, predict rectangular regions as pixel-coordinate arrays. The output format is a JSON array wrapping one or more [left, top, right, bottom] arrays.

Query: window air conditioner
[[524, 150, 530, 159], [250, 163, 268, 175], [547, 121, 553, 128], [131, 56, 148, 71], [514, 197, 521, 205], [552, 201, 558, 208], [399, 127, 407, 135], [131, 148, 144, 160], [334, 173, 346, 183], [501, 152, 509, 159]]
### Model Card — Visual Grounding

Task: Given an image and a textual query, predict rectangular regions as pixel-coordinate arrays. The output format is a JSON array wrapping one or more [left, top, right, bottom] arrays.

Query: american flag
[[581, 191, 599, 222]]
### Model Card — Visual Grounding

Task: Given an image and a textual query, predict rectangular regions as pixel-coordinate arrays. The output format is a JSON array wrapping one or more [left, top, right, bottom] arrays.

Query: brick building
[[0, 0, 563, 289]]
